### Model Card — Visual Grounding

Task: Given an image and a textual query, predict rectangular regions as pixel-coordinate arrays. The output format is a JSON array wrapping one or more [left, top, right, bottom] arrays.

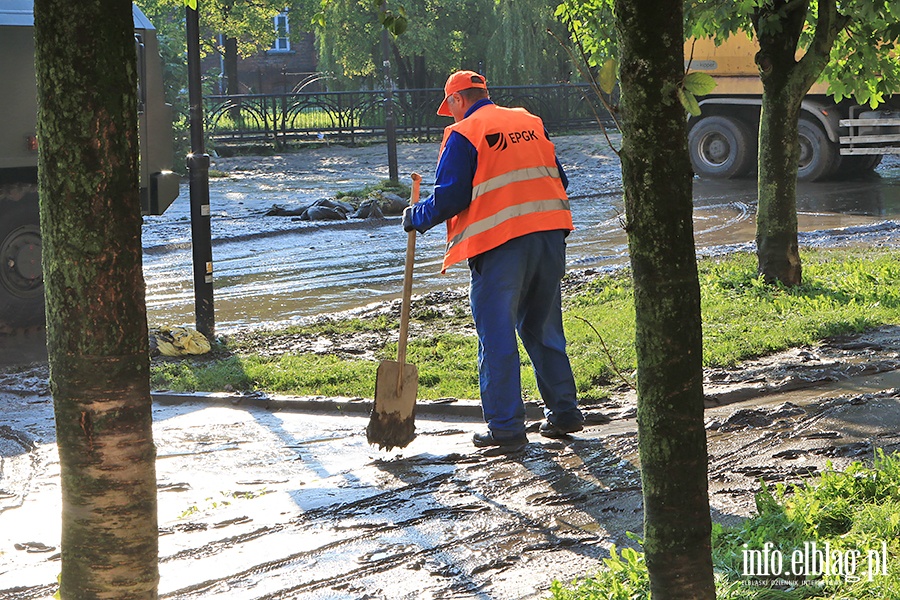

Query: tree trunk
[[756, 88, 803, 285], [33, 1, 158, 598], [224, 36, 240, 95], [753, 0, 847, 286], [390, 41, 412, 89], [224, 36, 242, 123], [613, 1, 714, 598], [413, 55, 428, 89]]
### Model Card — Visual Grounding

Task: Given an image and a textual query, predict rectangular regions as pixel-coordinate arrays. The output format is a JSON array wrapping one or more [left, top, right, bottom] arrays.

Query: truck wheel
[[835, 154, 883, 177], [0, 194, 44, 330], [797, 119, 838, 182], [688, 116, 755, 179], [865, 154, 884, 170]]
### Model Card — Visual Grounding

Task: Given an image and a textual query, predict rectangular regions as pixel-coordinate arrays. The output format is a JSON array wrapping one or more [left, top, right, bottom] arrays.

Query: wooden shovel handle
[[397, 173, 421, 369]]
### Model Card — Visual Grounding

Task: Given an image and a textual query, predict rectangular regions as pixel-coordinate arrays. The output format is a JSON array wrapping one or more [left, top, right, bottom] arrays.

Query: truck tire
[[835, 154, 883, 177], [0, 192, 44, 331], [797, 118, 838, 182], [688, 116, 755, 179], [865, 154, 884, 170]]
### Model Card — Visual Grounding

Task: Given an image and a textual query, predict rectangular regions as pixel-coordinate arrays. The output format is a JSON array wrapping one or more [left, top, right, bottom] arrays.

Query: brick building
[[203, 12, 320, 95]]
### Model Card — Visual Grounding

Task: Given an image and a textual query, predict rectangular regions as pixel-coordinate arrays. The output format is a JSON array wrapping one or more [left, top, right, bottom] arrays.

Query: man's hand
[[402, 206, 415, 232]]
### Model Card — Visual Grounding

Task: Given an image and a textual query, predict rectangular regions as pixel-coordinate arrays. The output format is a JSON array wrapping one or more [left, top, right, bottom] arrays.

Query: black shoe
[[472, 431, 528, 449], [539, 420, 583, 439]]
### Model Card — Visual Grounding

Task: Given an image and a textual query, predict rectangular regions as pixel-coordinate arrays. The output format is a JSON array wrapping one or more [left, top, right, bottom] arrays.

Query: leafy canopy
[[687, 0, 900, 108], [559, 0, 900, 109], [147, 0, 290, 58], [296, 0, 573, 88]]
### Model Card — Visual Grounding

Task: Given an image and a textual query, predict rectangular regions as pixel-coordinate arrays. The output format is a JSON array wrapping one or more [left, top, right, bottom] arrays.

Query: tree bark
[[614, 0, 714, 597], [224, 36, 242, 123], [390, 41, 412, 89], [756, 85, 803, 285], [753, 0, 847, 285], [34, 1, 159, 598], [224, 35, 240, 95]]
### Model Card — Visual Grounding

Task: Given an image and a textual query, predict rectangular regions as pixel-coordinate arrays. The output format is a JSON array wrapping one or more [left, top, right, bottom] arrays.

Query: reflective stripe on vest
[[472, 165, 563, 199], [440, 104, 573, 272], [447, 197, 571, 252]]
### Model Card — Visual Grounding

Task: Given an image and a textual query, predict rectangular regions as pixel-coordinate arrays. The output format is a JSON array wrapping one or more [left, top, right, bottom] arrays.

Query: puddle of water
[[141, 158, 900, 331], [704, 368, 900, 461], [2, 151, 899, 351], [716, 368, 900, 414]]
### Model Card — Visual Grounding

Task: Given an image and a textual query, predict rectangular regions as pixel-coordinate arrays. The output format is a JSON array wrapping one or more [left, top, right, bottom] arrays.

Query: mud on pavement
[[2, 325, 900, 599]]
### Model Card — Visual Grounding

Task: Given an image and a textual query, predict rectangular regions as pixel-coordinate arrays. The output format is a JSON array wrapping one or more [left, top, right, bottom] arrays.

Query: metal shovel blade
[[367, 360, 418, 450]]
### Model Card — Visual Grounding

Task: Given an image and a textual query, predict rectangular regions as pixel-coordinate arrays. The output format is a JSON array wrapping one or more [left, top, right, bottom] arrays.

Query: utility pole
[[381, 3, 399, 184], [185, 1, 215, 338]]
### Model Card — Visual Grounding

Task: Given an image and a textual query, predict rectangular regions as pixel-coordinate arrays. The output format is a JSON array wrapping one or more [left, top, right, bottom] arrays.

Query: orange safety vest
[[439, 104, 573, 272]]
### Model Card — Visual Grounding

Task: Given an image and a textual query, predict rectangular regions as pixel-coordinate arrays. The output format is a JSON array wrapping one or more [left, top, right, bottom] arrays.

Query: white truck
[[0, 1, 179, 332], [686, 36, 900, 182]]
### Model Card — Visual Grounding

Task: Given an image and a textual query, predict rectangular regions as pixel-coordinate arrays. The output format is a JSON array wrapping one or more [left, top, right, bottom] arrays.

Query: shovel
[[366, 173, 422, 450]]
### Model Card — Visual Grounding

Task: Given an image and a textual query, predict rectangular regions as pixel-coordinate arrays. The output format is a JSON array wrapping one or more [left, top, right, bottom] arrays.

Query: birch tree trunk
[[34, 0, 159, 597]]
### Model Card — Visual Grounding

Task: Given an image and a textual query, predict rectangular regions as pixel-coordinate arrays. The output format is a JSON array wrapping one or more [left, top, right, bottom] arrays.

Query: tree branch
[[795, 0, 851, 91], [572, 316, 634, 390]]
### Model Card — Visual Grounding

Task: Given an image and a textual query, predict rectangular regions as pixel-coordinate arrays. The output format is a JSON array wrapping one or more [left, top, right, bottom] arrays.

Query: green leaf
[[390, 15, 408, 36], [599, 58, 617, 94], [184, 0, 197, 9], [683, 71, 716, 96], [678, 88, 701, 116]]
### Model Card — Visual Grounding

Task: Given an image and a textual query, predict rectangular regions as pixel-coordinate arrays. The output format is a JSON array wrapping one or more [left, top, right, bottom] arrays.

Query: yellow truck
[[685, 36, 899, 181]]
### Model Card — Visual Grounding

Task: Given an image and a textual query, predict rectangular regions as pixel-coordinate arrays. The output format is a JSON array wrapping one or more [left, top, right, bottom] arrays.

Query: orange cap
[[437, 70, 487, 117]]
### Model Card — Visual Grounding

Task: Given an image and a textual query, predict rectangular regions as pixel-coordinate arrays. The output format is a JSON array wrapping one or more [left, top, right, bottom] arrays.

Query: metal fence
[[203, 83, 612, 148]]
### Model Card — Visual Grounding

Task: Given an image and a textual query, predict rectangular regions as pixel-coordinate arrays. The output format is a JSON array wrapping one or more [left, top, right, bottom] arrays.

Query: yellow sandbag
[[154, 327, 211, 357]]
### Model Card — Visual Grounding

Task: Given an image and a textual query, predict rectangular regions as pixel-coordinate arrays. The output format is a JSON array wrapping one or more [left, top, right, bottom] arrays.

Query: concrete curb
[[150, 391, 548, 420]]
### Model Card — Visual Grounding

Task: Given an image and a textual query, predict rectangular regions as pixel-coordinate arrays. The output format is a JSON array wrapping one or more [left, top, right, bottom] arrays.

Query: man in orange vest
[[402, 70, 584, 449]]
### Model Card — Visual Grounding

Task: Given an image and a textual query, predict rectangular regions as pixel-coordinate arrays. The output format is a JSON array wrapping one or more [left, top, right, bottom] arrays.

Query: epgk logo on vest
[[486, 129, 540, 152]]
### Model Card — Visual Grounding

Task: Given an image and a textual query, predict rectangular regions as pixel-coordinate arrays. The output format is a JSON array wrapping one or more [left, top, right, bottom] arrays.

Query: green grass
[[549, 450, 900, 599], [210, 107, 338, 132], [151, 332, 480, 400], [334, 178, 412, 202], [208, 106, 399, 138], [150, 247, 900, 400], [152, 353, 377, 397], [698, 250, 900, 365], [565, 247, 900, 396]]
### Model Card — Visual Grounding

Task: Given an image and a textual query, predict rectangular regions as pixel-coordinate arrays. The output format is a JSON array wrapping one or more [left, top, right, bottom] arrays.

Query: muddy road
[[142, 135, 900, 331], [3, 325, 900, 599]]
